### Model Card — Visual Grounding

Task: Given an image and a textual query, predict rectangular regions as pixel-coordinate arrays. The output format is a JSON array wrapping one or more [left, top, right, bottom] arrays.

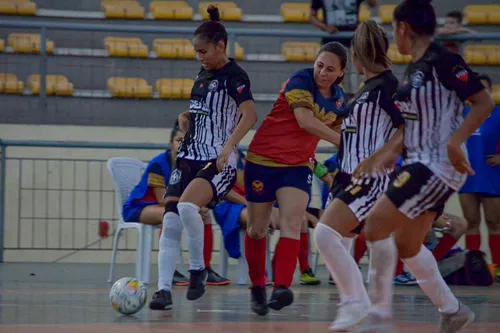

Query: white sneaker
[[357, 312, 395, 333], [329, 301, 370, 332]]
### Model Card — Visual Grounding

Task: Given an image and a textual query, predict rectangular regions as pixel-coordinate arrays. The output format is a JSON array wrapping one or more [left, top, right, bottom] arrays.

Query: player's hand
[[217, 145, 232, 172], [178, 112, 190, 132], [199, 206, 209, 222], [486, 154, 500, 167], [326, 25, 338, 34], [352, 152, 395, 179], [447, 137, 474, 175]]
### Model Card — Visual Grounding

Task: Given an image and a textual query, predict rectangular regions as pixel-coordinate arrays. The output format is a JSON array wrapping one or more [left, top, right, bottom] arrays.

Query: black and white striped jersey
[[396, 42, 484, 190], [338, 70, 404, 174], [177, 59, 253, 166]]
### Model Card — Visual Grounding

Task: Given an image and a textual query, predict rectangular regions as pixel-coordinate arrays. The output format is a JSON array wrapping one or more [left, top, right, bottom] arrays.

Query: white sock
[[158, 212, 183, 291], [314, 223, 370, 306], [367, 237, 397, 318], [178, 202, 205, 271], [341, 237, 354, 253], [403, 245, 459, 314]]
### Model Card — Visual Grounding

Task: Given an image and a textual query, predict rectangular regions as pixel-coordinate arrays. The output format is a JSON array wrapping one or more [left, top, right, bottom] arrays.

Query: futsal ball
[[109, 277, 147, 315]]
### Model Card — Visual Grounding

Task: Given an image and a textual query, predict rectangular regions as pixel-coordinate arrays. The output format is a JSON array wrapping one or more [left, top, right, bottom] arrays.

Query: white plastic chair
[[107, 157, 157, 285]]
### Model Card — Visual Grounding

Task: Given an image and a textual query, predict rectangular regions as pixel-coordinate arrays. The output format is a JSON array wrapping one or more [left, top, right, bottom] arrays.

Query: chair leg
[[237, 229, 249, 285], [108, 227, 123, 283], [136, 225, 144, 282], [219, 231, 228, 278], [142, 225, 154, 285]]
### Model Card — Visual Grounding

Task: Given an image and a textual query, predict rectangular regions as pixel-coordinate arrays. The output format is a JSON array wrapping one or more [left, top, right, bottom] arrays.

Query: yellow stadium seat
[[8, 33, 54, 54], [105, 37, 149, 58], [199, 2, 242, 21], [153, 38, 195, 59], [101, 0, 145, 19], [149, 1, 193, 20], [465, 45, 500, 66], [280, 3, 310, 23], [226, 41, 244, 60], [0, 73, 24, 94], [107, 77, 153, 98], [156, 78, 194, 99], [378, 4, 396, 24], [464, 5, 500, 25], [358, 4, 371, 22], [0, 0, 36, 16], [388, 44, 411, 64], [27, 74, 74, 96], [282, 42, 320, 62]]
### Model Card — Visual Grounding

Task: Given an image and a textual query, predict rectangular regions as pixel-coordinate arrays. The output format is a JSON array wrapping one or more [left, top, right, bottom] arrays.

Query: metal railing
[[0, 139, 336, 262], [0, 19, 498, 115]]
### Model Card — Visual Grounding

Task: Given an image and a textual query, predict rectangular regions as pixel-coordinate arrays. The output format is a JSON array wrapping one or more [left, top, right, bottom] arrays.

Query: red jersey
[[247, 68, 347, 167]]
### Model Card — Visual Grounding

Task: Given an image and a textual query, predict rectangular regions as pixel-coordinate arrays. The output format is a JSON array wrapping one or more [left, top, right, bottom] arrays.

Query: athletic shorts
[[327, 170, 390, 234], [386, 162, 455, 220], [244, 161, 312, 203], [122, 207, 142, 223], [165, 157, 236, 209]]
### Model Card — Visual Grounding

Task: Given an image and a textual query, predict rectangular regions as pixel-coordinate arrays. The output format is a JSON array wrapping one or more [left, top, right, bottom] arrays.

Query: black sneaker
[[149, 289, 172, 310], [268, 286, 294, 311], [250, 286, 269, 316], [186, 268, 208, 301], [328, 275, 336, 285], [173, 270, 189, 286], [206, 267, 231, 286]]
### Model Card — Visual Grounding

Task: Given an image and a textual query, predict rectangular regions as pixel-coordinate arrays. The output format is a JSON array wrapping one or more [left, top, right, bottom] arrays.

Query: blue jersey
[[459, 106, 500, 196]]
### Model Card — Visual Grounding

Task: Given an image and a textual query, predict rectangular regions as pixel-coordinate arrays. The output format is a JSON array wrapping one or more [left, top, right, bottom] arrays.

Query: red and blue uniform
[[245, 68, 347, 202]]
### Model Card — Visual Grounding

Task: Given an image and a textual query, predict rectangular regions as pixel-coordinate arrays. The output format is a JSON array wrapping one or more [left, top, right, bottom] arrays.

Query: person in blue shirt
[[459, 73, 500, 282]]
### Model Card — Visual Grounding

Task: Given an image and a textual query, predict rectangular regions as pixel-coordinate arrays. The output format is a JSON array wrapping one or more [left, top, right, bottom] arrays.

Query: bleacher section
[[0, 0, 499, 127]]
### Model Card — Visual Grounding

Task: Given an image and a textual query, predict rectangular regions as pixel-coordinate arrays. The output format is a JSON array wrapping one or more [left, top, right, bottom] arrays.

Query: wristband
[[313, 162, 328, 178]]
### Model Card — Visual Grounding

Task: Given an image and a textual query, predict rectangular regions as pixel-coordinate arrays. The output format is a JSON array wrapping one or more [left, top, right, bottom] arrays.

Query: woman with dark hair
[[244, 41, 348, 316], [313, 20, 404, 331], [150, 5, 257, 309], [359, 0, 494, 331]]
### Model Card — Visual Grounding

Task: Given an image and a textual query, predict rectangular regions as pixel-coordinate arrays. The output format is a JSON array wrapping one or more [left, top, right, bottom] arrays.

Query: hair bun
[[207, 5, 221, 22]]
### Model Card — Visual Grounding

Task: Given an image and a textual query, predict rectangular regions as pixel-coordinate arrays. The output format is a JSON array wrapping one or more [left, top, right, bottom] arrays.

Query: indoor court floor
[[1, 263, 499, 333]]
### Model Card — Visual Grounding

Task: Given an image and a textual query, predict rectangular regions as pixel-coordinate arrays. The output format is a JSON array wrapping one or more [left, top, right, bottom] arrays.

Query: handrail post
[[40, 26, 47, 112], [0, 142, 6, 262], [228, 33, 235, 59]]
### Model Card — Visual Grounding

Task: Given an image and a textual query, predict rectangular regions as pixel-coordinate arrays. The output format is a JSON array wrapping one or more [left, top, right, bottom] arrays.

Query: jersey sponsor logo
[[189, 99, 210, 115], [236, 84, 246, 94], [344, 126, 357, 133], [393, 170, 411, 188], [411, 71, 425, 88], [169, 169, 182, 185], [453, 66, 469, 82], [202, 162, 213, 171], [356, 92, 369, 104], [208, 80, 219, 92], [251, 180, 264, 193]]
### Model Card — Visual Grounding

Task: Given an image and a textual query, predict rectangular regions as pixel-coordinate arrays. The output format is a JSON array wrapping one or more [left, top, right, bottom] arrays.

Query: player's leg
[[432, 213, 468, 262], [298, 216, 320, 286], [244, 161, 276, 316], [482, 196, 500, 281], [460, 193, 482, 250], [138, 205, 165, 225], [178, 160, 236, 300], [269, 186, 309, 310], [202, 208, 230, 285]]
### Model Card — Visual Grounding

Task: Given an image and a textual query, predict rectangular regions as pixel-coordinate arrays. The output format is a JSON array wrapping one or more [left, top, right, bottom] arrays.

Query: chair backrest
[[107, 157, 147, 220]]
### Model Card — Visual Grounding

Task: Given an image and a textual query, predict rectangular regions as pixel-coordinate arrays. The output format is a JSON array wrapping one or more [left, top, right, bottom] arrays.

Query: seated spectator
[[438, 10, 474, 53]]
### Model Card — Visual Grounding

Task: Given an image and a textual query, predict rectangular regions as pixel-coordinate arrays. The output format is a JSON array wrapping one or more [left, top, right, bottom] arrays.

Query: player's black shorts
[[386, 162, 454, 220], [165, 157, 236, 209], [327, 170, 390, 234]]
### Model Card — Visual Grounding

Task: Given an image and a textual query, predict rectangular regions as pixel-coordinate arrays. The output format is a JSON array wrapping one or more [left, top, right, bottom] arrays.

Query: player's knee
[[177, 202, 200, 220], [314, 223, 341, 251], [279, 216, 302, 236], [162, 205, 183, 241], [246, 223, 267, 239], [451, 215, 468, 238], [485, 217, 500, 233]]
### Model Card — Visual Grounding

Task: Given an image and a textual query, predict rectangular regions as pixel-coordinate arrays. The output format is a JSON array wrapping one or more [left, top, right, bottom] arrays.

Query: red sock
[[466, 234, 481, 251], [298, 232, 310, 273], [273, 237, 300, 289], [245, 233, 267, 287], [432, 234, 458, 262], [395, 258, 404, 276], [489, 235, 500, 266], [354, 233, 368, 264], [204, 224, 213, 268]]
